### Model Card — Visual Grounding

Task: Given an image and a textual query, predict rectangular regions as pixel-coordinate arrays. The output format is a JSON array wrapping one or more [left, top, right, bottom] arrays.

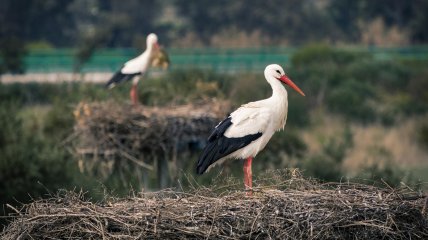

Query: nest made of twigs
[[69, 99, 229, 179], [2, 170, 427, 239]]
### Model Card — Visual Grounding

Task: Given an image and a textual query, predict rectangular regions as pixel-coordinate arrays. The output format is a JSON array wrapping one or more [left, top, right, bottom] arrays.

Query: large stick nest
[[69, 100, 229, 179], [2, 170, 427, 239]]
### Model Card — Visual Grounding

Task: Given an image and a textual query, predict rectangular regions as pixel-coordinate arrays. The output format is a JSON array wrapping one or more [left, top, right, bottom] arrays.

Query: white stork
[[196, 64, 305, 195], [105, 33, 159, 105]]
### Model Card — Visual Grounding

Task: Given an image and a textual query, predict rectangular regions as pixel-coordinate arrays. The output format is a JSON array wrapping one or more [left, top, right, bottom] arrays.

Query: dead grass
[[301, 114, 428, 172]]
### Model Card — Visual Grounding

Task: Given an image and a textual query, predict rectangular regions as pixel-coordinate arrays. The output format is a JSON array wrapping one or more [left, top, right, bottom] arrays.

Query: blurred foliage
[[0, 102, 73, 223], [292, 44, 361, 67], [418, 122, 428, 150], [1, 0, 427, 48], [174, 0, 336, 45], [69, 0, 162, 48], [0, 37, 27, 74], [355, 162, 421, 189], [298, 126, 353, 181], [0, 0, 76, 74], [26, 41, 54, 51], [290, 45, 365, 110], [329, 0, 428, 43], [43, 100, 75, 141], [257, 130, 308, 172], [286, 94, 311, 128], [227, 73, 269, 105], [326, 80, 376, 123], [290, 44, 428, 124], [140, 68, 233, 105], [0, 82, 129, 105], [1, 0, 428, 73], [74, 28, 113, 72], [0, 99, 108, 229], [405, 70, 428, 114], [346, 59, 410, 91]]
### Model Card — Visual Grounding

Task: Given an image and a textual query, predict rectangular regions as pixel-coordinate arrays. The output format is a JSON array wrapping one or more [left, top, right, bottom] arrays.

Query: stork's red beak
[[278, 75, 305, 96], [154, 42, 160, 49]]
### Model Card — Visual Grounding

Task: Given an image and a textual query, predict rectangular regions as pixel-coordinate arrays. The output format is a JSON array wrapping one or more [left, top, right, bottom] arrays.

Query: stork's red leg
[[243, 157, 253, 196], [130, 84, 139, 105]]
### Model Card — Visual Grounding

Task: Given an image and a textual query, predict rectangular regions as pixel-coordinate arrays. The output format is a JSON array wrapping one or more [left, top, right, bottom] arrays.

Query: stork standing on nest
[[196, 64, 305, 195], [105, 33, 160, 105]]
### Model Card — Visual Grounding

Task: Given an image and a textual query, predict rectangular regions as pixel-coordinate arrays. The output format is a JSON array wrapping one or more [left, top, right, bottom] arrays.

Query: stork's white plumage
[[196, 64, 305, 195], [105, 33, 159, 105]]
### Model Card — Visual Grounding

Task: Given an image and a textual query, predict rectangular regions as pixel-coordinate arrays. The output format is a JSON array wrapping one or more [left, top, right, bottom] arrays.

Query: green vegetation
[[291, 45, 428, 123], [0, 102, 73, 222]]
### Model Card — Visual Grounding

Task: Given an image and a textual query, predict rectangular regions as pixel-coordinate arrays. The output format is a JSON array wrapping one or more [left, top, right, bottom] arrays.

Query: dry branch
[[2, 171, 427, 239]]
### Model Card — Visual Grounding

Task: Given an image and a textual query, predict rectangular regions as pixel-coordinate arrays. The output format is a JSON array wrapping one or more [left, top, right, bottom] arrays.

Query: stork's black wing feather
[[196, 116, 262, 175], [105, 70, 141, 88]]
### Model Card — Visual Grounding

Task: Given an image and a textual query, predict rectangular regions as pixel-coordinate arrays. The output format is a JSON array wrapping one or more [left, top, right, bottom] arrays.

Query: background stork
[[105, 33, 160, 105], [196, 64, 305, 195]]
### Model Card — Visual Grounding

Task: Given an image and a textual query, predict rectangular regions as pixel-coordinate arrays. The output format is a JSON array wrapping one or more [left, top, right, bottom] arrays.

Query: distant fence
[[24, 46, 428, 73]]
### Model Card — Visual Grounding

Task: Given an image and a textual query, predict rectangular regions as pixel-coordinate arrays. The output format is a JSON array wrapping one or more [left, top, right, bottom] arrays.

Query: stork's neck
[[146, 43, 154, 52], [266, 75, 288, 129], [267, 76, 288, 103]]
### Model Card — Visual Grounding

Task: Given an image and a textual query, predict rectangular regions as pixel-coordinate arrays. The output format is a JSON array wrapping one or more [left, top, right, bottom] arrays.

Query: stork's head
[[265, 64, 305, 96], [147, 33, 159, 49]]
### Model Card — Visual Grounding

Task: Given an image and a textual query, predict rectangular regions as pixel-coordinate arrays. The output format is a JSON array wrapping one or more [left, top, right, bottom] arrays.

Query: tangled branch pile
[[2, 171, 427, 239], [69, 100, 229, 183]]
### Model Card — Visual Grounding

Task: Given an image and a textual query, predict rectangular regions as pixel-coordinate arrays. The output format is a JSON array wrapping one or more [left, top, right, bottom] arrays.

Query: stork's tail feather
[[105, 71, 140, 89], [196, 142, 218, 174], [196, 132, 262, 175], [196, 162, 208, 175]]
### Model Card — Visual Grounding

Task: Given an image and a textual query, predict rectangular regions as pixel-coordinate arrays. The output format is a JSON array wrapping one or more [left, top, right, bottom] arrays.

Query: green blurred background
[[1, 0, 428, 229]]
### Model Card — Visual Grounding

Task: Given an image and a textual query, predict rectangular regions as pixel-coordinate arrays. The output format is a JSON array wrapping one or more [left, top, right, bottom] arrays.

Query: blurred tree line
[[1, 0, 428, 73]]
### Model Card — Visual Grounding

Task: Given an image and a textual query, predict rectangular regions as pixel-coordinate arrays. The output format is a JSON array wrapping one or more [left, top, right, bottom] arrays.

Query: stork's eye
[[276, 70, 281, 74]]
